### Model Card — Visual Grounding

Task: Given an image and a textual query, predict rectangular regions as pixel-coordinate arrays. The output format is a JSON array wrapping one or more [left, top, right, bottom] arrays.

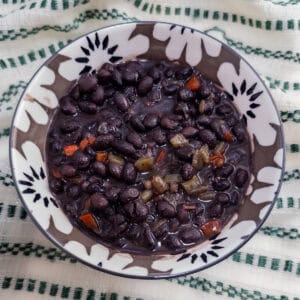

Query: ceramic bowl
[[10, 21, 285, 279]]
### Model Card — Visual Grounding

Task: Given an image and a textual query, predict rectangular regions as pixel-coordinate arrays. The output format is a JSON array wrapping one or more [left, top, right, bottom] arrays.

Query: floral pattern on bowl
[[10, 21, 285, 279]]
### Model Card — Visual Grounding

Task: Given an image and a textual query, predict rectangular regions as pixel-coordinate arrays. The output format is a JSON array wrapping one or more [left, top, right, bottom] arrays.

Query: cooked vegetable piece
[[135, 157, 154, 172]]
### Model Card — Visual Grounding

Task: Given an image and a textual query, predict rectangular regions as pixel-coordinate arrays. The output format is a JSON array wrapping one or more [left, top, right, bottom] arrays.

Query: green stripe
[[170, 275, 299, 300], [0, 0, 90, 17], [260, 226, 300, 239], [276, 197, 300, 209], [0, 9, 137, 42], [281, 110, 300, 123], [0, 128, 10, 138], [0, 41, 70, 70], [0, 80, 26, 111], [283, 169, 300, 181], [204, 27, 300, 63], [0, 171, 14, 187], [286, 144, 300, 153], [264, 76, 300, 91], [232, 251, 300, 275], [263, 0, 300, 5], [129, 0, 300, 31], [0, 275, 143, 300]]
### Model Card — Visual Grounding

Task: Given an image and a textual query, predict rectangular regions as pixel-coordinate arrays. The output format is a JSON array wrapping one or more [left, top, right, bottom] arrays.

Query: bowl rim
[[9, 20, 286, 280]]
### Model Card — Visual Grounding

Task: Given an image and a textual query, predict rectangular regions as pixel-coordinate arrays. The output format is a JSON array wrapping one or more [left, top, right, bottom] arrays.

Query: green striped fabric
[[0, 0, 299, 299]]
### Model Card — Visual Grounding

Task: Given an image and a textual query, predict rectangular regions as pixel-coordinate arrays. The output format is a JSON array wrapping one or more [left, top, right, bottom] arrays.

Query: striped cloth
[[0, 0, 299, 299]]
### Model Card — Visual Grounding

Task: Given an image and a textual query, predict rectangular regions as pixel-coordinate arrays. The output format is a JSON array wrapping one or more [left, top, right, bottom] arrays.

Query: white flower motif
[[153, 23, 222, 66], [14, 67, 58, 133], [59, 23, 149, 81], [217, 61, 280, 146], [12, 141, 72, 234], [64, 241, 147, 275]]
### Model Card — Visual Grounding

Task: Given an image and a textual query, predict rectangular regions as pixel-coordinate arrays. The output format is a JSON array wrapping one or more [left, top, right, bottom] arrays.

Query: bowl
[[10, 21, 285, 279]]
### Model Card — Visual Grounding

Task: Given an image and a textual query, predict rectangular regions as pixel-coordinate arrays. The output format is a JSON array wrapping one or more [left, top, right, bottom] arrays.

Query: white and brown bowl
[[10, 21, 285, 279]]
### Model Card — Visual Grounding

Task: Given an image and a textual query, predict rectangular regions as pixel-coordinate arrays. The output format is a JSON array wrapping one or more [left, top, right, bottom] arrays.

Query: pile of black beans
[[46, 60, 251, 254]]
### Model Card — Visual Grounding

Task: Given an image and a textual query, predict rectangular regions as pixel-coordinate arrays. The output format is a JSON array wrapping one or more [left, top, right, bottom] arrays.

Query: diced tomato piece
[[156, 149, 167, 164], [96, 151, 108, 162], [200, 220, 222, 238], [79, 213, 98, 231], [64, 145, 78, 156], [186, 76, 201, 91]]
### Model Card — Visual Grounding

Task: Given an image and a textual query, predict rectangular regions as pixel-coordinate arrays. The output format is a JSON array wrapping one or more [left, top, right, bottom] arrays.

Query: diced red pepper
[[156, 149, 167, 164], [224, 131, 233, 143], [96, 151, 108, 162], [51, 169, 62, 178], [79, 138, 89, 151], [64, 145, 78, 157], [186, 76, 201, 91], [79, 213, 98, 231], [88, 136, 96, 144], [209, 153, 224, 162], [200, 220, 222, 238]]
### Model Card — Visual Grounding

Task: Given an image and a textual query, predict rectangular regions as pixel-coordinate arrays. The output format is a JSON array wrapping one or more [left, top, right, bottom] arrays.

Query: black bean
[[135, 201, 148, 219], [126, 223, 142, 240], [130, 115, 146, 132], [122, 163, 137, 184], [176, 65, 193, 79], [60, 96, 77, 115], [225, 116, 238, 127], [80, 180, 90, 192], [78, 73, 97, 93], [60, 165, 77, 177], [233, 125, 246, 142], [148, 87, 161, 103], [208, 202, 223, 218], [168, 218, 180, 232], [86, 182, 102, 194], [72, 151, 90, 169], [94, 134, 114, 149], [78, 101, 97, 114], [50, 141, 62, 154], [199, 85, 211, 99], [60, 121, 79, 133], [143, 224, 157, 249], [120, 188, 140, 203], [216, 104, 233, 116], [91, 86, 104, 105], [143, 113, 159, 129], [181, 126, 198, 138], [50, 178, 63, 193], [235, 168, 249, 188], [85, 146, 96, 158], [179, 227, 202, 243], [112, 69, 123, 86], [105, 186, 120, 202], [126, 132, 143, 149], [181, 163, 196, 181], [176, 145, 194, 160], [196, 115, 211, 128], [104, 87, 116, 99], [153, 221, 169, 238], [210, 119, 230, 140], [122, 69, 139, 84], [174, 102, 190, 118], [178, 87, 194, 102], [88, 175, 102, 184], [151, 128, 166, 145], [90, 193, 108, 210], [71, 85, 80, 100], [198, 129, 218, 148], [115, 237, 129, 248], [215, 192, 230, 205], [97, 67, 112, 82], [137, 76, 153, 95], [163, 84, 179, 95], [93, 161, 106, 176], [114, 93, 129, 112], [177, 206, 190, 223], [227, 151, 242, 164], [160, 115, 179, 130], [148, 67, 161, 83], [108, 162, 123, 179], [157, 200, 176, 218], [214, 163, 234, 178], [212, 178, 231, 191], [230, 190, 240, 205], [66, 184, 81, 199], [164, 68, 174, 78], [111, 140, 135, 156]]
